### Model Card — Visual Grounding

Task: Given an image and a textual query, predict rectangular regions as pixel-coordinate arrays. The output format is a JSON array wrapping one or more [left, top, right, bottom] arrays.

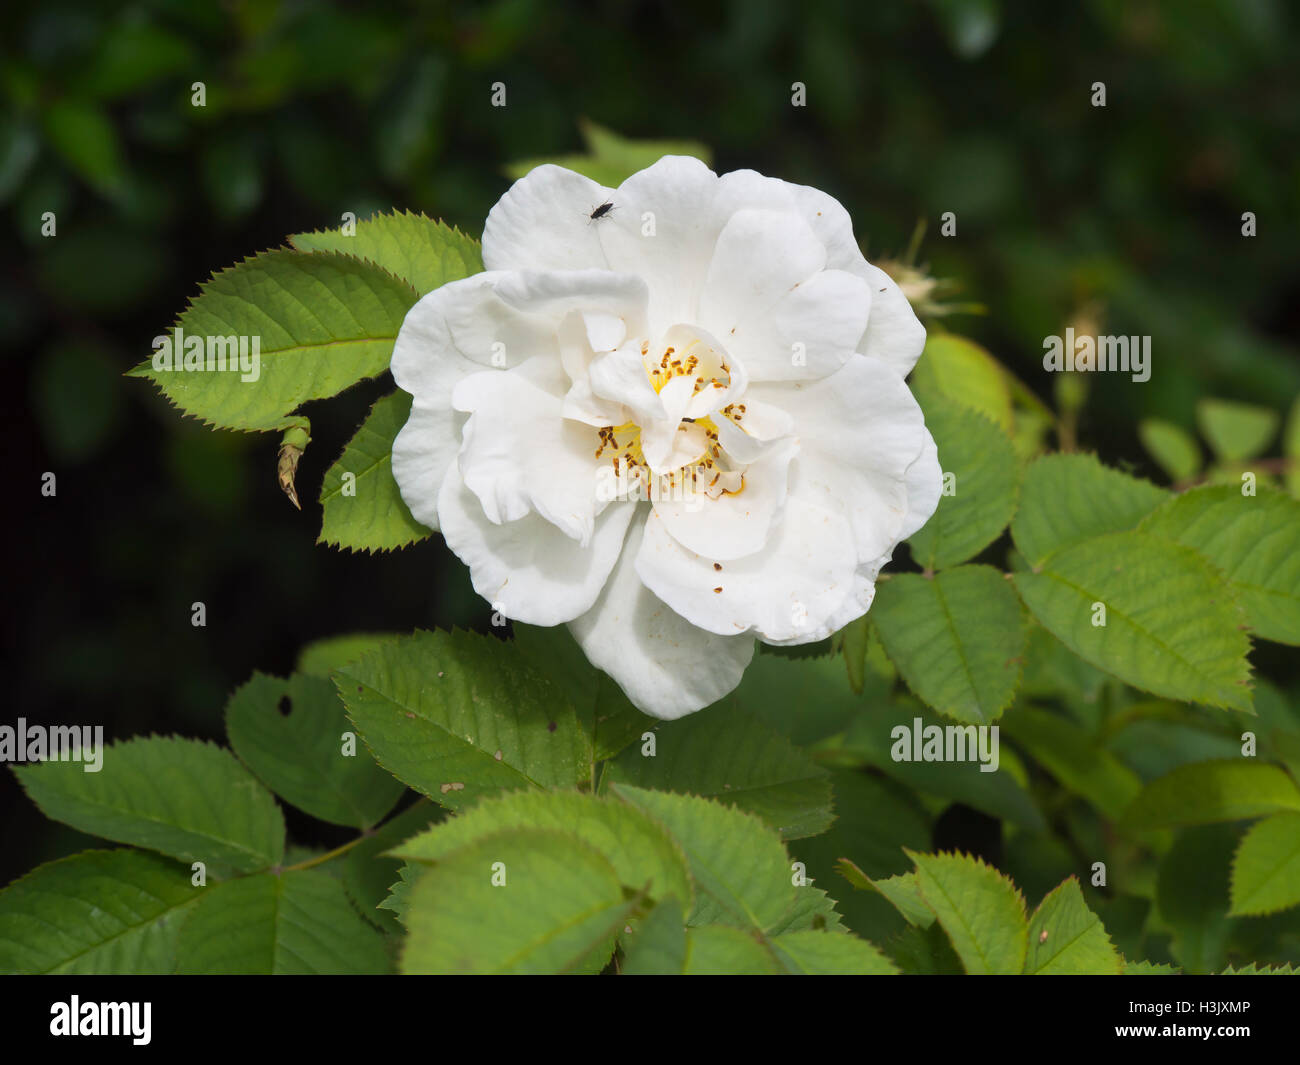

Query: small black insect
[[589, 201, 615, 221]]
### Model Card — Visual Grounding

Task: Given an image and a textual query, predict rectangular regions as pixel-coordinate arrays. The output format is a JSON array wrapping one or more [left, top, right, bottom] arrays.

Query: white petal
[[392, 270, 647, 400], [482, 165, 614, 272], [597, 156, 723, 337], [651, 436, 797, 561], [452, 367, 604, 542], [437, 465, 636, 625], [709, 171, 926, 378], [587, 343, 662, 426], [752, 354, 928, 562], [857, 262, 927, 378], [568, 518, 755, 719], [698, 209, 869, 382], [636, 492, 858, 642], [899, 427, 942, 542], [390, 400, 462, 532]]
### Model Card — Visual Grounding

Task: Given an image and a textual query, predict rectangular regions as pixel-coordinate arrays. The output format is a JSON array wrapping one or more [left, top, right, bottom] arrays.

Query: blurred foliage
[[6, 0, 1299, 898]]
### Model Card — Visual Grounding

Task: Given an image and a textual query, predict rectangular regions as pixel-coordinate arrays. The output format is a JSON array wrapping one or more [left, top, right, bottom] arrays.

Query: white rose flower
[[390, 156, 941, 720]]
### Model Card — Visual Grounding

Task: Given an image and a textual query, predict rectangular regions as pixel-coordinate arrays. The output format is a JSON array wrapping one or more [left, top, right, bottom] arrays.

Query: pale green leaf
[[505, 119, 712, 187], [621, 898, 687, 975], [1139, 484, 1300, 645], [872, 565, 1027, 724], [14, 737, 284, 873], [1139, 419, 1201, 483], [1013, 531, 1254, 712], [1229, 812, 1300, 916], [1024, 877, 1122, 974], [836, 863, 935, 929], [0, 850, 204, 974], [289, 209, 482, 296], [1197, 398, 1279, 461], [770, 929, 898, 974], [390, 790, 692, 909], [610, 784, 797, 934], [1125, 959, 1181, 974], [334, 629, 590, 808], [1284, 396, 1300, 496], [909, 333, 1013, 430], [128, 250, 417, 432], [909, 850, 1028, 974], [906, 395, 1019, 569], [175, 869, 390, 974], [1125, 761, 1300, 829], [681, 925, 780, 974], [318, 391, 433, 552], [1011, 452, 1167, 566], [400, 829, 634, 974]]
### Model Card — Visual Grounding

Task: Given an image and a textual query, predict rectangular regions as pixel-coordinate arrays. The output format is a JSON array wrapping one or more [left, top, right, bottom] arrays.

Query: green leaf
[[832, 703, 1046, 832], [908, 851, 1028, 975], [1157, 824, 1237, 973], [14, 737, 284, 873], [391, 790, 692, 908], [1222, 962, 1299, 975], [1197, 398, 1280, 462], [1229, 812, 1300, 916], [1139, 419, 1201, 483], [318, 391, 433, 552], [1126, 959, 1181, 974], [505, 118, 712, 187], [225, 671, 405, 829], [882, 921, 965, 974], [514, 623, 652, 762], [792, 770, 929, 937], [1139, 484, 1300, 645], [909, 333, 1013, 431], [0, 850, 203, 974], [905, 395, 1019, 570], [334, 629, 590, 808], [1001, 706, 1141, 820], [1125, 761, 1300, 829], [128, 250, 417, 432], [1011, 452, 1167, 567], [295, 632, 401, 677], [400, 828, 636, 974], [872, 565, 1027, 724], [735, 650, 865, 747], [289, 209, 482, 297], [770, 929, 898, 974], [175, 869, 390, 974], [681, 925, 781, 974], [836, 863, 935, 929], [621, 897, 687, 975], [42, 99, 128, 198], [610, 784, 799, 933], [1013, 531, 1254, 712], [1284, 396, 1300, 497], [603, 700, 832, 839], [341, 801, 443, 932], [1024, 877, 1122, 974]]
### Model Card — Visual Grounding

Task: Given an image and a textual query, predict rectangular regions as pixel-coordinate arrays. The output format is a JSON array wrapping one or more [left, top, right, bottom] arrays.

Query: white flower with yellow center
[[390, 157, 941, 719]]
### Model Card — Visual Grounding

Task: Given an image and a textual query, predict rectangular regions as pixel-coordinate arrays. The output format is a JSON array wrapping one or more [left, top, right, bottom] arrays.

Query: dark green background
[[5, 0, 1298, 885]]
